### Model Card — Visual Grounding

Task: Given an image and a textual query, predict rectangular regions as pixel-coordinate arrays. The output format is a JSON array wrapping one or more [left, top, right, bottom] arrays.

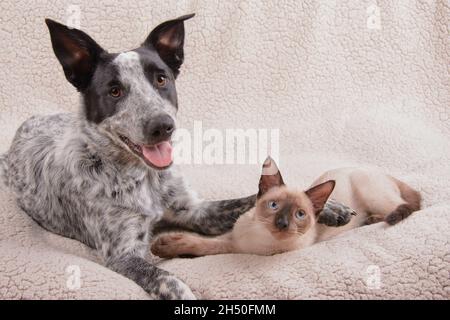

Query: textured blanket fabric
[[0, 0, 449, 299]]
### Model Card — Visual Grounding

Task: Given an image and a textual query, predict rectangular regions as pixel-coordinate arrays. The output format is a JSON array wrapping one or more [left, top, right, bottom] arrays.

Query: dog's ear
[[257, 156, 285, 198], [45, 19, 105, 91], [143, 14, 195, 77], [305, 180, 335, 215]]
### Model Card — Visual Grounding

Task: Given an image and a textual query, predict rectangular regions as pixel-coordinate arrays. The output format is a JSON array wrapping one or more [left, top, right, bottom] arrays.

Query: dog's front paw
[[318, 199, 356, 227], [151, 232, 188, 258], [152, 274, 197, 300]]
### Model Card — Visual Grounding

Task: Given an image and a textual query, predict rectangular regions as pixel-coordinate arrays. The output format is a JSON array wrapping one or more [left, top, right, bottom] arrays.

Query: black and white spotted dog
[[0, 14, 353, 299]]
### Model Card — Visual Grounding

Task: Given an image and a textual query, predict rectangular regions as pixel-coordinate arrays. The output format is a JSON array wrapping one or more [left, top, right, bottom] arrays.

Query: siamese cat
[[151, 157, 421, 257]]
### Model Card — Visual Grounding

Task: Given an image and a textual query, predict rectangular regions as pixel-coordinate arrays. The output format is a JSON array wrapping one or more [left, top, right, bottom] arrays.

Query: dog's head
[[45, 14, 195, 169]]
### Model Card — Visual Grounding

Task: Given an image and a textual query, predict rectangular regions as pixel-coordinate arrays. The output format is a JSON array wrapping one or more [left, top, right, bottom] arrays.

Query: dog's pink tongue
[[142, 141, 173, 168]]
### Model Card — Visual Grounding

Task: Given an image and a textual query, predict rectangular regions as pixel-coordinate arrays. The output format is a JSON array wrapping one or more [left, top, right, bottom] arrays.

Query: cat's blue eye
[[267, 201, 278, 210], [295, 210, 306, 219]]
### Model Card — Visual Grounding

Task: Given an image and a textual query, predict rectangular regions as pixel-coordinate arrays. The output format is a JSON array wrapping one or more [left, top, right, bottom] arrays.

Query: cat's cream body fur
[[152, 166, 421, 258], [314, 167, 416, 241]]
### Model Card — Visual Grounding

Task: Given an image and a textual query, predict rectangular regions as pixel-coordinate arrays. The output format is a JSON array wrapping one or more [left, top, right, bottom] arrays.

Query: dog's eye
[[267, 201, 278, 210], [295, 210, 306, 219], [156, 74, 167, 87], [109, 86, 122, 98]]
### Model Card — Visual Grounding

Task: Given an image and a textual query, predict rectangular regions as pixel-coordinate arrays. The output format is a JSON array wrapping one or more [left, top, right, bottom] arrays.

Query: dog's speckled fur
[[0, 15, 354, 299]]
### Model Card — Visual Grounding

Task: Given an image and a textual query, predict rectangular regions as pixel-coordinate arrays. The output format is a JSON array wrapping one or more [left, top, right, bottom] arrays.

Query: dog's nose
[[144, 114, 175, 145], [275, 216, 289, 230]]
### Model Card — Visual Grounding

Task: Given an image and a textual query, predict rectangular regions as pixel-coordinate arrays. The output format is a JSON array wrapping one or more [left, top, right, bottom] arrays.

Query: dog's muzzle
[[144, 114, 175, 146], [117, 114, 176, 170]]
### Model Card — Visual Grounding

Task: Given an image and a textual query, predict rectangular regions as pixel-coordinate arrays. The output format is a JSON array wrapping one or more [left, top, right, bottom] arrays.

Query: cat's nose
[[275, 216, 289, 230]]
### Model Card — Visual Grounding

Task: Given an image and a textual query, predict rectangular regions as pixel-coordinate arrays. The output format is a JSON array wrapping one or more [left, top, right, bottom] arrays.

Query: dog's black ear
[[143, 14, 195, 77], [257, 156, 285, 198], [45, 19, 105, 91]]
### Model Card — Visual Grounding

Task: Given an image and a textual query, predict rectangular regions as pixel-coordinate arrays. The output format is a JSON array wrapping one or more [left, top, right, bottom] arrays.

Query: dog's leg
[[159, 194, 257, 235], [102, 212, 196, 300], [317, 198, 357, 227], [107, 253, 195, 299]]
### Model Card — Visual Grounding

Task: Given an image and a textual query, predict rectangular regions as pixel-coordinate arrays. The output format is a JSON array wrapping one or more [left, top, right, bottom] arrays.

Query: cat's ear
[[257, 156, 285, 198], [45, 19, 105, 91], [305, 180, 335, 215], [143, 14, 195, 77]]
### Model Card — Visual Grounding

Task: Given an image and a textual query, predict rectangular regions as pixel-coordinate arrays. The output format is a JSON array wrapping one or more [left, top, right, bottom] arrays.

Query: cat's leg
[[365, 205, 417, 225], [361, 178, 421, 226], [151, 232, 233, 258], [384, 204, 418, 225], [385, 179, 421, 225], [364, 214, 384, 225]]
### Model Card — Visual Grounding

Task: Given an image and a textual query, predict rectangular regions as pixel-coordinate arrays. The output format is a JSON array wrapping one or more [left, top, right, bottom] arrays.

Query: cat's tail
[[0, 153, 9, 188], [385, 178, 422, 225]]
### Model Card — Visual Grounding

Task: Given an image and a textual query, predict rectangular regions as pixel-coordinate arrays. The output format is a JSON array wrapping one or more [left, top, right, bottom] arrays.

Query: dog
[[0, 14, 355, 299]]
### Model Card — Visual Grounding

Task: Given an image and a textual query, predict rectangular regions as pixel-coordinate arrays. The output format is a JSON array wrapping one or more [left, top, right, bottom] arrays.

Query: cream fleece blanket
[[0, 0, 449, 299]]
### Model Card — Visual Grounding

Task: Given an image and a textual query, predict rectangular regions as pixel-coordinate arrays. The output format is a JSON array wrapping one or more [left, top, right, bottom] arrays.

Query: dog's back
[[4, 113, 95, 241]]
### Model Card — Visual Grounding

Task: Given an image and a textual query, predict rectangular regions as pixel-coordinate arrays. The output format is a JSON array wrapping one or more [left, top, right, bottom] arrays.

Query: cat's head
[[255, 157, 335, 240]]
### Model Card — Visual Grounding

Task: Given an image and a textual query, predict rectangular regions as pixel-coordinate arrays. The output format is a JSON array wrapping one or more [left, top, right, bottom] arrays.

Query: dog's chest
[[111, 172, 167, 222], [133, 180, 165, 221]]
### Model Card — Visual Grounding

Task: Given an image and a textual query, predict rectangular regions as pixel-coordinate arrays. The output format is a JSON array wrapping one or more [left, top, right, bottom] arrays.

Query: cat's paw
[[318, 199, 356, 227], [152, 274, 197, 300], [151, 232, 189, 258]]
